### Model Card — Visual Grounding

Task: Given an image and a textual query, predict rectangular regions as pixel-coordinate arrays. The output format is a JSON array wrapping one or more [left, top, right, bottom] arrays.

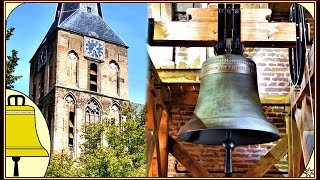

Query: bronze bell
[[178, 54, 280, 176]]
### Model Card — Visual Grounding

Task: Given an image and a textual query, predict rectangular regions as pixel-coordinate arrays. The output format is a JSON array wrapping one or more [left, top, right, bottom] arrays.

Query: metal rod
[[12, 157, 20, 177], [222, 130, 235, 177]]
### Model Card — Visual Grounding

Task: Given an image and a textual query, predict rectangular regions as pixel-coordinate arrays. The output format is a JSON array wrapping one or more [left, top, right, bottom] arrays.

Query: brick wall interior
[[168, 48, 291, 177]]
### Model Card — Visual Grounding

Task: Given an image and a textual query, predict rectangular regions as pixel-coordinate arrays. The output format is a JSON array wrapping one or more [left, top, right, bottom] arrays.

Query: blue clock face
[[85, 38, 104, 60]]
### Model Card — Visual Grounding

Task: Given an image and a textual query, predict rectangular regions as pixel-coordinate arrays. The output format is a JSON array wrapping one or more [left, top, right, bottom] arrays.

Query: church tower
[[29, 3, 129, 155]]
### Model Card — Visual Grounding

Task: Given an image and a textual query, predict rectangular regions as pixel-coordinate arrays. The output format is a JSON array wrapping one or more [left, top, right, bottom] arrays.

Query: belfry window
[[39, 69, 45, 99], [109, 61, 120, 95], [65, 95, 76, 149], [87, 7, 91, 13], [89, 63, 98, 92], [32, 75, 37, 101], [68, 51, 79, 85]]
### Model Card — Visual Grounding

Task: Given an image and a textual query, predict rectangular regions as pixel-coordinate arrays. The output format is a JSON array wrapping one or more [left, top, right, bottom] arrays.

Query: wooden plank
[[146, 88, 155, 130], [208, 3, 269, 9], [147, 46, 174, 69], [244, 135, 288, 177], [259, 94, 290, 105], [158, 110, 169, 177], [158, 69, 201, 83], [287, 60, 314, 117], [152, 21, 296, 48], [160, 3, 173, 21], [149, 3, 173, 21], [168, 135, 211, 177], [286, 116, 304, 177], [187, 8, 271, 22], [147, 58, 164, 177], [148, 104, 164, 177], [149, 3, 161, 21], [300, 96, 314, 166]]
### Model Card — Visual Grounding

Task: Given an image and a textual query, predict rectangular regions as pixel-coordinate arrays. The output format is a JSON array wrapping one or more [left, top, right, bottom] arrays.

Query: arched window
[[89, 63, 98, 92], [68, 51, 79, 85], [109, 61, 120, 95], [110, 104, 121, 128], [65, 94, 76, 149], [85, 99, 101, 124]]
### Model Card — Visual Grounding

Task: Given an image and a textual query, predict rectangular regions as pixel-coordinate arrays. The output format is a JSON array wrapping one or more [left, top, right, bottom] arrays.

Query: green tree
[[45, 149, 77, 177], [6, 27, 22, 89], [45, 102, 146, 177], [78, 102, 146, 177]]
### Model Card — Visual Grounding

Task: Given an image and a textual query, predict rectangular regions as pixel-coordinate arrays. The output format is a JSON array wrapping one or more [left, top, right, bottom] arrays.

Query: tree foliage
[[45, 149, 76, 177], [45, 103, 146, 177], [6, 27, 22, 89]]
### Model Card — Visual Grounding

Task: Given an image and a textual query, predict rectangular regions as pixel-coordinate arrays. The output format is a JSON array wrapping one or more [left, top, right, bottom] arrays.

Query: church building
[[29, 3, 129, 156]]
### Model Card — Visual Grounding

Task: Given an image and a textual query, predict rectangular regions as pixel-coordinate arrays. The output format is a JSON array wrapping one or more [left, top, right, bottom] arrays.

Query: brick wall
[[167, 48, 290, 177]]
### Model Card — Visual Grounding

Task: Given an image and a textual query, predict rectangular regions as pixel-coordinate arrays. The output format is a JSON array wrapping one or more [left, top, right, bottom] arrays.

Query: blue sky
[[5, 3, 148, 104]]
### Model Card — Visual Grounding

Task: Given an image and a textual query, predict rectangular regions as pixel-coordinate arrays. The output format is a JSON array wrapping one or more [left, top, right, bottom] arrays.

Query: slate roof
[[41, 3, 127, 48]]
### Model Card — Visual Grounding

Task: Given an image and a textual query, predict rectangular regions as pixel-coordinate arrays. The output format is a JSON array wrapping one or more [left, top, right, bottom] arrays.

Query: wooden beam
[[187, 8, 271, 23], [158, 110, 169, 177], [158, 69, 201, 83], [286, 116, 305, 177], [208, 3, 269, 9], [147, 57, 163, 177], [286, 47, 315, 118], [147, 103, 163, 177], [152, 21, 296, 48], [259, 94, 290, 105], [244, 135, 288, 177], [168, 135, 211, 177], [149, 3, 173, 21], [300, 96, 314, 166]]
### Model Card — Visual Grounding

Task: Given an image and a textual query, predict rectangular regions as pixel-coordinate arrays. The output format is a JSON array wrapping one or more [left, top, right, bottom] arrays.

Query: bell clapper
[[12, 157, 21, 176], [222, 130, 235, 177]]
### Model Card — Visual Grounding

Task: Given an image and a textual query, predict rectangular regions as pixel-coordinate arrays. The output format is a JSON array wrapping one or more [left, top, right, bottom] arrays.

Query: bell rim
[[178, 116, 281, 145]]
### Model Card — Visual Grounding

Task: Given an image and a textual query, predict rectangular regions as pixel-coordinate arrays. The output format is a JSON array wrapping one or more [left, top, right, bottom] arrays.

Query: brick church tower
[[29, 3, 129, 156]]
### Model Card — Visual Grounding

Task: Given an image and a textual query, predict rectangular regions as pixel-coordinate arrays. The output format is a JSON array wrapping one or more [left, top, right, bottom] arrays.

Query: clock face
[[84, 37, 104, 60], [38, 46, 47, 70]]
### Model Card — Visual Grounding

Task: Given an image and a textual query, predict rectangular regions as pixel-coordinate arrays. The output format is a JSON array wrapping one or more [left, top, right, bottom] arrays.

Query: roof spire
[[41, 3, 127, 47], [54, 3, 103, 25]]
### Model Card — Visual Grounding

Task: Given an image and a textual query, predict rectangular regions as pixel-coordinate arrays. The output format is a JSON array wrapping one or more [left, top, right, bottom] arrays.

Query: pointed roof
[[42, 3, 128, 47]]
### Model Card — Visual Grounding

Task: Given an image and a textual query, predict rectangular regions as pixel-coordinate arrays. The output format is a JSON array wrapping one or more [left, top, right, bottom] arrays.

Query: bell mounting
[[215, 3, 244, 176], [214, 3, 244, 56], [179, 3, 281, 177]]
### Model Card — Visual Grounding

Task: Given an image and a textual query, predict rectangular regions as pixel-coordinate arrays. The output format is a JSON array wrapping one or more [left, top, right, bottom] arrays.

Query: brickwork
[[168, 48, 290, 177], [29, 29, 129, 156]]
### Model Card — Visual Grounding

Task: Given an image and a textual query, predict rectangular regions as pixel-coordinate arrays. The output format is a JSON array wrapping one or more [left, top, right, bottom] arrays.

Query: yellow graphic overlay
[[5, 89, 50, 177]]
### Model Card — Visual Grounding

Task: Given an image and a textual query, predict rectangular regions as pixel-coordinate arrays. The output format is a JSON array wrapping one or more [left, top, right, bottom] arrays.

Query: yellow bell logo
[[5, 92, 50, 177]]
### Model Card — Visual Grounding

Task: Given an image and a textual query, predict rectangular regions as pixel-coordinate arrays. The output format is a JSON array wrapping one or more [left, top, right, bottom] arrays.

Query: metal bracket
[[215, 3, 226, 55], [214, 3, 243, 56]]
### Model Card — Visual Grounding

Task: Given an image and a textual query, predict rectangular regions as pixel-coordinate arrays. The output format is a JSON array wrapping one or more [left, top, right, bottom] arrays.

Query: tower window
[[39, 69, 45, 99], [32, 75, 37, 101], [109, 61, 120, 95], [110, 104, 121, 130], [65, 95, 76, 150], [85, 99, 101, 124], [89, 63, 98, 92], [87, 7, 91, 13], [69, 112, 75, 148], [68, 51, 79, 85]]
